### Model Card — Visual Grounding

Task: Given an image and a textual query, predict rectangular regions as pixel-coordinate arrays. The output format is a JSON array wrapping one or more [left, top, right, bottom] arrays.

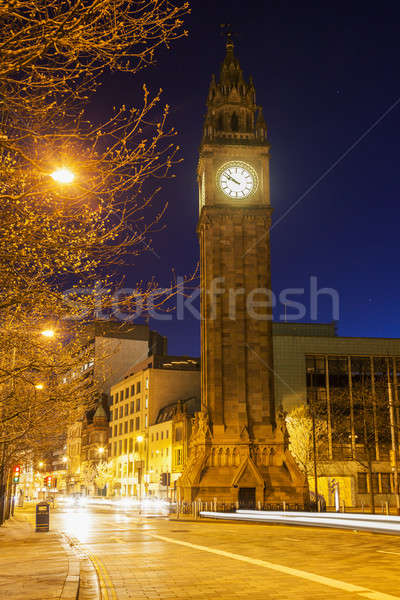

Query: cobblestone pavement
[[46, 504, 400, 600], [0, 512, 72, 600]]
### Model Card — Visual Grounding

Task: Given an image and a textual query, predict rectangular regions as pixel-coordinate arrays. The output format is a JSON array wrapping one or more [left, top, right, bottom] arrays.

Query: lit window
[[145, 415, 148, 428], [145, 377, 149, 389], [145, 396, 148, 409]]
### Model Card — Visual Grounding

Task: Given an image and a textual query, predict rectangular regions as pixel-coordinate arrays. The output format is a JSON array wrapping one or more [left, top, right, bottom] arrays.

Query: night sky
[[98, 1, 400, 356]]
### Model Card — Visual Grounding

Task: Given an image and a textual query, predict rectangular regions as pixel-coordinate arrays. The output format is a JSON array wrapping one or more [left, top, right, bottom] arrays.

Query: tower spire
[[202, 32, 267, 144]]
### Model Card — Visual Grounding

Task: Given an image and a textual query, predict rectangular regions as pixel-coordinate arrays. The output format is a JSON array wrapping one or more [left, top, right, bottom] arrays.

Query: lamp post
[[50, 167, 75, 184]]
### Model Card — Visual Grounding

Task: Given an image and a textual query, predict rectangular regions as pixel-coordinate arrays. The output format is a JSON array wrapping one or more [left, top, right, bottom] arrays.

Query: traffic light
[[45, 475, 52, 488], [13, 465, 21, 484]]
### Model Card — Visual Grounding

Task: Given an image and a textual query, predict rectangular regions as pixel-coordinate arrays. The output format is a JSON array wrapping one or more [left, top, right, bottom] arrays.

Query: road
[[40, 503, 400, 599]]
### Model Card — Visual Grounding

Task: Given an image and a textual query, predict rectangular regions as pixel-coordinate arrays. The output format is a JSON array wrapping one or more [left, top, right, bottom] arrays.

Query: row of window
[[111, 439, 140, 456], [111, 378, 149, 405], [110, 397, 148, 420], [151, 448, 169, 457], [110, 417, 143, 438], [357, 472, 395, 494], [151, 430, 169, 442]]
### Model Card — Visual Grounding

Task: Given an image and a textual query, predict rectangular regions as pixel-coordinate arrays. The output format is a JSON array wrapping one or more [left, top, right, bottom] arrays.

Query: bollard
[[283, 501, 286, 512], [385, 501, 389, 515]]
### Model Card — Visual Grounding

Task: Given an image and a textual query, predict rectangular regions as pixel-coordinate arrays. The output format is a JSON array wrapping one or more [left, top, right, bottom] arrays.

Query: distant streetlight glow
[[50, 167, 75, 184], [62, 456, 68, 463], [35, 383, 44, 390], [98, 447, 104, 454], [41, 329, 55, 338], [136, 435, 144, 443], [39, 462, 44, 468]]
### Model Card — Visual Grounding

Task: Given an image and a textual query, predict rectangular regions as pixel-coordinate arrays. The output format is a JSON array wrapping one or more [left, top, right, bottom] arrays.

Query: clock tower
[[178, 38, 307, 508]]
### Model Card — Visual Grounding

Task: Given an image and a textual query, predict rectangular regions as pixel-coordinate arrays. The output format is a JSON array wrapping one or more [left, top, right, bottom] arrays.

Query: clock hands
[[226, 173, 241, 186]]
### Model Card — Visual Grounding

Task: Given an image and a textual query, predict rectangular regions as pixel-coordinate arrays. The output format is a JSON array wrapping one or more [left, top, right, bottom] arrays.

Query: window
[[119, 423, 122, 435], [114, 425, 117, 436], [161, 431, 163, 440], [136, 398, 140, 411], [166, 448, 169, 456], [109, 410, 113, 421], [166, 430, 169, 439], [120, 390, 124, 402], [119, 440, 122, 454], [125, 387, 129, 399], [113, 442, 117, 456], [381, 473, 391, 493], [145, 415, 148, 427], [119, 406, 123, 418], [129, 438, 133, 452], [130, 401, 134, 413], [124, 439, 128, 452], [124, 421, 128, 434], [125, 404, 129, 416], [371, 473, 379, 494], [136, 382, 141, 394], [135, 442, 139, 452], [145, 377, 149, 389], [110, 395, 114, 405], [130, 420, 133, 432], [145, 396, 148, 409], [175, 427, 182, 442], [135, 417, 140, 430], [156, 432, 159, 441], [357, 472, 367, 494], [109, 427, 113, 438], [151, 434, 154, 442], [130, 384, 135, 396], [175, 449, 182, 465]]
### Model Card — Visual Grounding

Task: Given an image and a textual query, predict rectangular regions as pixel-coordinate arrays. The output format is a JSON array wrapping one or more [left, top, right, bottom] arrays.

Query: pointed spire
[[201, 38, 267, 146]]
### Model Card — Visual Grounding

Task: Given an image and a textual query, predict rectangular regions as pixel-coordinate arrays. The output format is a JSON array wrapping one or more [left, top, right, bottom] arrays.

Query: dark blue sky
[[101, 1, 400, 356]]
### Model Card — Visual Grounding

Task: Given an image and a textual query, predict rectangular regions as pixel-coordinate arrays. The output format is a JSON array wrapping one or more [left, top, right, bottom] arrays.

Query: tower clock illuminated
[[217, 161, 258, 199]]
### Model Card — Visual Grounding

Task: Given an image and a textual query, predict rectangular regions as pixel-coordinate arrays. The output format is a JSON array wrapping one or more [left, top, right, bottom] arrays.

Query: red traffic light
[[45, 476, 52, 488], [13, 465, 21, 483]]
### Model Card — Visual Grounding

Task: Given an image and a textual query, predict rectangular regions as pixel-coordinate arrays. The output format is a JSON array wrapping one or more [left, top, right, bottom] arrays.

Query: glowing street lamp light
[[136, 435, 144, 443], [35, 383, 44, 390], [39, 462, 44, 468], [98, 447, 104, 455], [41, 329, 55, 338], [62, 456, 68, 464], [50, 167, 75, 184]]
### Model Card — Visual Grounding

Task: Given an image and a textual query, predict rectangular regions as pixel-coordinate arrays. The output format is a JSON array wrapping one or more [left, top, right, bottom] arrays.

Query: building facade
[[109, 355, 200, 497], [272, 323, 400, 508]]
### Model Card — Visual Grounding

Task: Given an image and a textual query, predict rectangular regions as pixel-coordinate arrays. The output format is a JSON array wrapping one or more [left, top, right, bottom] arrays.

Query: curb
[[60, 535, 81, 600]]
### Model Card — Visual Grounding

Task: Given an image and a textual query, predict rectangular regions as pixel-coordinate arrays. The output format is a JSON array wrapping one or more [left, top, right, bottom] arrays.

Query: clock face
[[217, 161, 258, 199]]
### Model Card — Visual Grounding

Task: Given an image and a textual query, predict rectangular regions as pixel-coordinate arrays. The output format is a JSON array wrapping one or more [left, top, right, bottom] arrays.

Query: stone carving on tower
[[177, 36, 308, 508]]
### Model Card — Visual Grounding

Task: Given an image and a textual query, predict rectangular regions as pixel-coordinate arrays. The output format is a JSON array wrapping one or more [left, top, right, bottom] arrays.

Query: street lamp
[[50, 167, 75, 184], [35, 383, 44, 390], [62, 456, 68, 464], [98, 447, 104, 456], [41, 329, 55, 338]]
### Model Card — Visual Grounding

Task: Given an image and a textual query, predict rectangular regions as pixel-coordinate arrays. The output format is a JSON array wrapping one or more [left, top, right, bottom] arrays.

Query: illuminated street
[[13, 502, 400, 600]]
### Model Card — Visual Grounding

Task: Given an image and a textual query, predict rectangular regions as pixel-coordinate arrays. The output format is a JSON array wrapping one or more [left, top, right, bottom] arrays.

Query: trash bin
[[36, 502, 50, 532]]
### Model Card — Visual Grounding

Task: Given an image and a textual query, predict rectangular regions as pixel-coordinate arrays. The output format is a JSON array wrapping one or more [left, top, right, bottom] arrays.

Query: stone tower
[[178, 38, 307, 508]]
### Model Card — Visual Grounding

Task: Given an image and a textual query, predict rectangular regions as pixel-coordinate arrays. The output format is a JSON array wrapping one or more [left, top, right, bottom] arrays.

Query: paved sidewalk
[[0, 511, 79, 600]]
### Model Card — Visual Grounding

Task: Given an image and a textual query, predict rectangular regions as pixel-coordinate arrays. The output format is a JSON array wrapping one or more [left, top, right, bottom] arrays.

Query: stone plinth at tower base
[[177, 415, 308, 508]]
